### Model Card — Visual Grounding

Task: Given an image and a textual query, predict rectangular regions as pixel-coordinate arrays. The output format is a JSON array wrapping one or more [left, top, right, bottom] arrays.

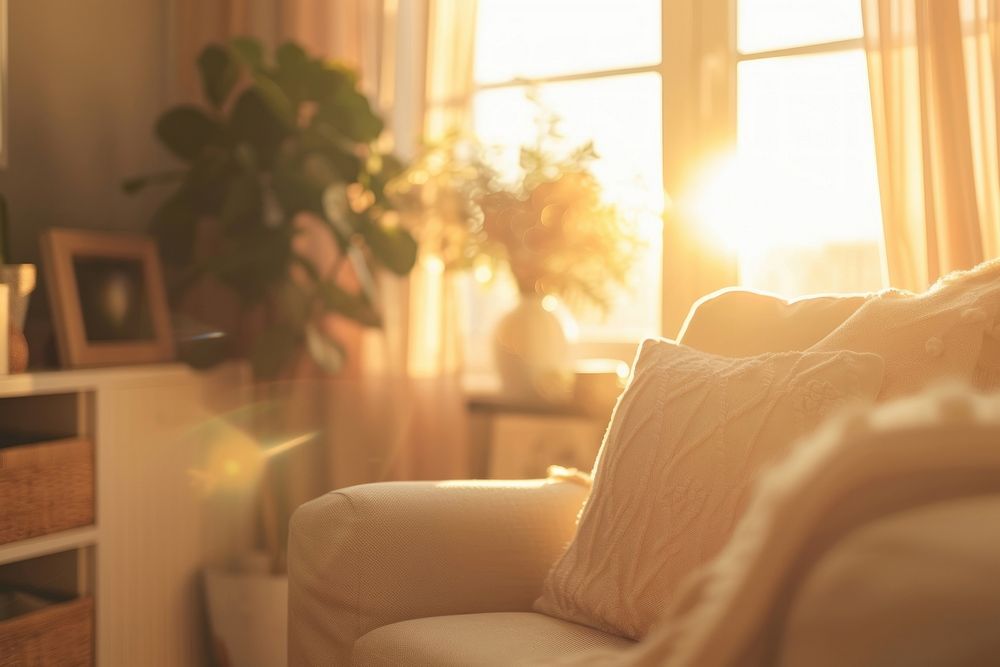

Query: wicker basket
[[0, 596, 93, 666], [0, 438, 94, 545]]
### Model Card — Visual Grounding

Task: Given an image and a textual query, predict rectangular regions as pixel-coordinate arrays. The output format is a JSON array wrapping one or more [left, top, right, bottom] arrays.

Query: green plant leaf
[[295, 127, 363, 181], [272, 168, 324, 218], [182, 147, 234, 216], [317, 281, 382, 327], [156, 106, 224, 162], [209, 227, 293, 302], [306, 66, 354, 102], [219, 174, 263, 231], [229, 37, 265, 72], [361, 223, 418, 275], [305, 323, 345, 373], [270, 43, 312, 106], [299, 153, 356, 193], [273, 52, 354, 108], [251, 323, 301, 379], [197, 44, 240, 109], [275, 42, 309, 73], [315, 87, 383, 143], [363, 152, 409, 206], [150, 190, 200, 265], [376, 153, 407, 182], [232, 142, 258, 172], [229, 86, 294, 169], [253, 76, 298, 126]]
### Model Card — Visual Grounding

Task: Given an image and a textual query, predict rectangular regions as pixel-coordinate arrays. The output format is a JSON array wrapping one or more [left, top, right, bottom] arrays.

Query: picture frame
[[41, 228, 174, 368]]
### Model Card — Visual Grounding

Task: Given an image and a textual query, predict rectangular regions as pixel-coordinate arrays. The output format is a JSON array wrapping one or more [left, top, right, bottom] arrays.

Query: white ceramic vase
[[493, 294, 574, 401]]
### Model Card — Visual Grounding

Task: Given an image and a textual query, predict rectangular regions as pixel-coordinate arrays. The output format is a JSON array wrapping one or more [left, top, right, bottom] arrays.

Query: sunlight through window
[[451, 0, 886, 371], [709, 1, 886, 296]]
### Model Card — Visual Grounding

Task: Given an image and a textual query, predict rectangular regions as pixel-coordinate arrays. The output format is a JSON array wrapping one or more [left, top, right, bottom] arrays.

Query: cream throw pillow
[[534, 339, 884, 640], [808, 258, 1000, 399]]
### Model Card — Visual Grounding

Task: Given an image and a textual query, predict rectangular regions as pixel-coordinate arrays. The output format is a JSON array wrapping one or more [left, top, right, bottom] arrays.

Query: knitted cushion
[[534, 339, 884, 639], [809, 258, 1000, 399]]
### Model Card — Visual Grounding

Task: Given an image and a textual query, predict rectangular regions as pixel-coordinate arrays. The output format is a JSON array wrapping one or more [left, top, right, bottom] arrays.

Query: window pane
[[719, 50, 883, 296], [473, 0, 660, 85], [472, 74, 663, 213], [738, 0, 863, 54], [468, 74, 663, 355]]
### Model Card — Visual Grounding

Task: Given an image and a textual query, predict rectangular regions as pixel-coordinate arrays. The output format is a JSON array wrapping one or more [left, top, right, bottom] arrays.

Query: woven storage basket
[[0, 438, 94, 545], [0, 596, 93, 666]]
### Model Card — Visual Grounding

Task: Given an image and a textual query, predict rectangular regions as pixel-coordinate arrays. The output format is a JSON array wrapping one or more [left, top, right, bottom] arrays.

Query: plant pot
[[204, 567, 287, 667], [493, 294, 574, 401]]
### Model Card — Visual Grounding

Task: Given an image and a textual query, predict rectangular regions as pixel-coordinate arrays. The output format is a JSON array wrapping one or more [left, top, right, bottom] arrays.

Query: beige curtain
[[329, 0, 481, 487], [863, 0, 1000, 291], [402, 0, 478, 377], [172, 0, 383, 102]]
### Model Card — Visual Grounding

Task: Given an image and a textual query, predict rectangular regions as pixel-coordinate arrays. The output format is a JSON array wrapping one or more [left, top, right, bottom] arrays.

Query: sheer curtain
[[862, 0, 1000, 290], [333, 0, 480, 487]]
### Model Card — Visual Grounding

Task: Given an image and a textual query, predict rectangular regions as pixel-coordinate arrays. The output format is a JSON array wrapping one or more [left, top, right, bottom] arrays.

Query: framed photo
[[41, 228, 174, 368]]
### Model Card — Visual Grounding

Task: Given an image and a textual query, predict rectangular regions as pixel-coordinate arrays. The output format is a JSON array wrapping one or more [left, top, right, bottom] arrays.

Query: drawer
[[0, 438, 94, 545], [0, 594, 93, 666]]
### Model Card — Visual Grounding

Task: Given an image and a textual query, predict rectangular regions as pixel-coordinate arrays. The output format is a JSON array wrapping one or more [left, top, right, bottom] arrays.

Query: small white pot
[[493, 294, 575, 401], [204, 568, 288, 667]]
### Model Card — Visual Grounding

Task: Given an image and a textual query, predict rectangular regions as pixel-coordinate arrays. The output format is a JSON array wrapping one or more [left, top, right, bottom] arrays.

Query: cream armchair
[[288, 288, 871, 666], [288, 285, 1000, 666], [287, 477, 629, 666], [288, 393, 1000, 667]]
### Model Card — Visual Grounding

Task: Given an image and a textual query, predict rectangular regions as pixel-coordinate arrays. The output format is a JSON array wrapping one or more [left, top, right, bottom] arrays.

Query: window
[[462, 0, 665, 367], [697, 0, 885, 296], [440, 0, 884, 370]]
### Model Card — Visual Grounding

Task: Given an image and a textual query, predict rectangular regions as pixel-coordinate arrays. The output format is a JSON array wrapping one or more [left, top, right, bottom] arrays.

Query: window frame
[[421, 0, 878, 347], [450, 1, 675, 361]]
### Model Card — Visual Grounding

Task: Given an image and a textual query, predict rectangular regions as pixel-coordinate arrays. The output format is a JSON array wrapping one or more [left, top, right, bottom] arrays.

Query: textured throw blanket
[[533, 385, 1000, 666]]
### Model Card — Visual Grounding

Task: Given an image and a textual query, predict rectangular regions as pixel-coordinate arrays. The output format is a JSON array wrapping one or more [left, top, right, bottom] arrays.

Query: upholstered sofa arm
[[287, 477, 589, 666]]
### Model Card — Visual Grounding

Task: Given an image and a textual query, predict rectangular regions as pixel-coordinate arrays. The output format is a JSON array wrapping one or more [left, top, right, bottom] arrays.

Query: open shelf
[[0, 526, 98, 567]]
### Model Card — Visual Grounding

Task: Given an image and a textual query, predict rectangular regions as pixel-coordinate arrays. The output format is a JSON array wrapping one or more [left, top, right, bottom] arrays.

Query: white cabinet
[[0, 363, 254, 666]]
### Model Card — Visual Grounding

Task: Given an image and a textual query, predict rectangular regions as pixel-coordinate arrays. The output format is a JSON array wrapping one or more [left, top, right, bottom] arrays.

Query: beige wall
[[0, 0, 173, 264]]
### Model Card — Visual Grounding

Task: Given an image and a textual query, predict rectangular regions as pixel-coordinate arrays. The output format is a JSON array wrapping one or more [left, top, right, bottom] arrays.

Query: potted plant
[[473, 108, 643, 399], [127, 40, 419, 662], [126, 37, 417, 378]]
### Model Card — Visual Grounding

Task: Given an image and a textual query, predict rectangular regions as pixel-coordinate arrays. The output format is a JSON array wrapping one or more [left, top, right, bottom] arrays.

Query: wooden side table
[[466, 385, 617, 480]]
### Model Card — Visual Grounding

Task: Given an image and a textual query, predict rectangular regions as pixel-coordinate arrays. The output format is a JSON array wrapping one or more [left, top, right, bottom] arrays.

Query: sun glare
[[689, 47, 885, 295]]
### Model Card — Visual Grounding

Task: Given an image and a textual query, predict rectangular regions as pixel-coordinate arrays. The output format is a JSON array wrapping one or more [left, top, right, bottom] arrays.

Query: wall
[[0, 0, 173, 265]]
